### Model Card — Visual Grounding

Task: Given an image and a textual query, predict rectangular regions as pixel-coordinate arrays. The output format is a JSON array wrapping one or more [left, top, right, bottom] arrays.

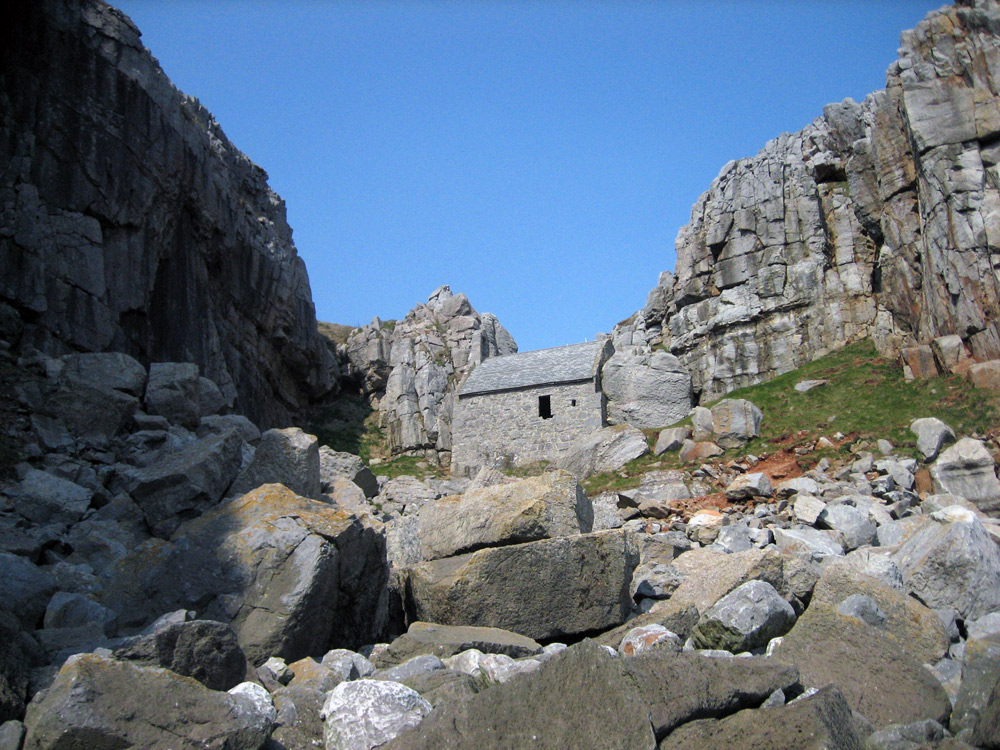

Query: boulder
[[618, 624, 683, 657], [36, 376, 138, 445], [624, 649, 799, 740], [952, 634, 1000, 737], [602, 349, 693, 429], [114, 619, 247, 691], [555, 425, 649, 480], [116, 426, 243, 537], [10, 469, 92, 526], [771, 604, 952, 728], [816, 503, 877, 551], [691, 406, 715, 442], [22, 654, 274, 750], [970, 360, 1000, 390], [679, 439, 724, 463], [380, 641, 657, 750], [43, 592, 117, 636], [404, 530, 637, 641], [773, 527, 844, 561], [144, 362, 202, 429], [724, 472, 772, 501], [930, 438, 1000, 516], [396, 669, 482, 708], [100, 484, 389, 663], [654, 426, 690, 455], [197, 377, 227, 417], [0, 610, 42, 724], [59, 352, 147, 395], [835, 594, 887, 628], [932, 335, 968, 372], [691, 580, 796, 653], [319, 447, 379, 498], [371, 654, 445, 683], [417, 471, 592, 560], [910, 417, 957, 462], [793, 494, 827, 524], [902, 345, 940, 380], [320, 679, 431, 750], [710, 399, 763, 449], [659, 685, 863, 750], [0, 553, 56, 630], [229, 427, 321, 499], [809, 560, 949, 665], [377, 622, 542, 666], [891, 508, 1000, 621]]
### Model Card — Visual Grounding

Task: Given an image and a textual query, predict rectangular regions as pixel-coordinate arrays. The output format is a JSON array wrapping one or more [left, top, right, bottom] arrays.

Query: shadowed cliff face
[[625, 0, 1000, 402], [0, 0, 336, 428]]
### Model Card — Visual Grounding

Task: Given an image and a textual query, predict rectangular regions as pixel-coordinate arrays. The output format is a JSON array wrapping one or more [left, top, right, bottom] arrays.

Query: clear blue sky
[[115, 0, 941, 353]]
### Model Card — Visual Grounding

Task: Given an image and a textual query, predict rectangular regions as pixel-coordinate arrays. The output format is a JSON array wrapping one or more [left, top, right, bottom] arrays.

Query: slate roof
[[459, 339, 608, 397]]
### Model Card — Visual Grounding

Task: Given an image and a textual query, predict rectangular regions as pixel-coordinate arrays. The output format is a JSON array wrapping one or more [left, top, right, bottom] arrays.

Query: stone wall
[[620, 0, 1000, 401], [451, 380, 606, 476], [0, 0, 335, 428]]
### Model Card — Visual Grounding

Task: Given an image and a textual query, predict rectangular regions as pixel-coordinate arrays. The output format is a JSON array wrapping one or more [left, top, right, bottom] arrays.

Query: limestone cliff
[[623, 0, 1000, 401], [340, 286, 517, 461], [0, 0, 335, 428]]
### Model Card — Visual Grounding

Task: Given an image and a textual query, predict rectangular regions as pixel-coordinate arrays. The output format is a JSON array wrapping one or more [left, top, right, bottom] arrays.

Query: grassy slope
[[583, 339, 1000, 496]]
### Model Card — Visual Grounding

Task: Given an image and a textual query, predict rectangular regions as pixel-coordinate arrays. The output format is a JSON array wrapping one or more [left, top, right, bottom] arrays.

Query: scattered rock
[[691, 580, 796, 653], [911, 418, 956, 462], [377, 622, 542, 666], [795, 379, 827, 392], [710, 399, 763, 449], [319, 447, 379, 498], [930, 438, 1000, 516], [654, 426, 690, 455], [724, 472, 772, 500]]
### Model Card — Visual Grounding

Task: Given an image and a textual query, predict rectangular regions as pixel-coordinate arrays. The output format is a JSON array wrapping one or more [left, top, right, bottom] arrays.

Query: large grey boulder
[[100, 484, 388, 664], [691, 580, 796, 653], [772, 604, 952, 728], [116, 426, 243, 537], [144, 362, 202, 429], [321, 679, 431, 750], [930, 438, 1000, 516], [659, 685, 863, 750], [0, 610, 43, 724], [377, 622, 543, 666], [10, 469, 92, 526], [911, 417, 957, 462], [22, 654, 274, 750], [319, 447, 379, 498], [417, 470, 592, 560], [60, 352, 147, 396], [404, 530, 638, 641], [952, 634, 1000, 738], [625, 650, 799, 740], [229, 427, 321, 499], [816, 502, 878, 551], [381, 641, 657, 750], [710, 399, 763, 449], [773, 527, 845, 561], [0, 553, 56, 630], [891, 507, 1000, 622], [114, 619, 247, 691], [555, 424, 650, 480], [809, 560, 949, 665], [602, 349, 693, 429], [35, 375, 138, 446]]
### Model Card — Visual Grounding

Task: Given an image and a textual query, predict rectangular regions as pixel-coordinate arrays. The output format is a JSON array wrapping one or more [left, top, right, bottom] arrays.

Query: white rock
[[321, 679, 432, 750]]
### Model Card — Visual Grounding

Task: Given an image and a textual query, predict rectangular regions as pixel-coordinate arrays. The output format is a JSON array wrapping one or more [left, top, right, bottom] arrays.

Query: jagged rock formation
[[0, 0, 335, 428], [339, 286, 516, 461], [623, 0, 1000, 401]]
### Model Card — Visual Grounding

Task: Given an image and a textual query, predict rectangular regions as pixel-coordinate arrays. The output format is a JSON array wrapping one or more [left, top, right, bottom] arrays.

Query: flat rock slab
[[659, 685, 863, 750], [771, 604, 951, 729], [378, 622, 542, 666], [381, 641, 657, 750], [22, 654, 273, 750], [555, 425, 650, 480], [404, 530, 637, 641], [417, 470, 592, 560]]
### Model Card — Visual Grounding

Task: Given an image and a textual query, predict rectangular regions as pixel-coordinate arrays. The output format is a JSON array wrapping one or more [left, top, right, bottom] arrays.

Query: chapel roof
[[459, 339, 609, 397]]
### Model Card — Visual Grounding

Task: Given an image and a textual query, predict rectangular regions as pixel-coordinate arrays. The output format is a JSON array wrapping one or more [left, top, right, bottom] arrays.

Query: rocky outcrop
[[338, 286, 516, 461], [0, 0, 335, 428], [621, 0, 1000, 401]]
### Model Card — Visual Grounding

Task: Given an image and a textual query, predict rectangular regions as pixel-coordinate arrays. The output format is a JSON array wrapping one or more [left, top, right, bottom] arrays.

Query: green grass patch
[[305, 394, 384, 462], [372, 452, 447, 481], [581, 338, 999, 495], [714, 339, 997, 454]]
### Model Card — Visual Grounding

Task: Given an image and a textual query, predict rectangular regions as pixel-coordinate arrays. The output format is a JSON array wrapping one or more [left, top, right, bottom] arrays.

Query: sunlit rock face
[[622, 0, 1000, 401], [340, 285, 517, 461], [0, 0, 336, 428]]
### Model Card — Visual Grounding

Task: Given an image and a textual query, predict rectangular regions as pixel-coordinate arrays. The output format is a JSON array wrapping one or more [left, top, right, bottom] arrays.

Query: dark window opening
[[539, 395, 552, 419], [570, 399, 577, 407]]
